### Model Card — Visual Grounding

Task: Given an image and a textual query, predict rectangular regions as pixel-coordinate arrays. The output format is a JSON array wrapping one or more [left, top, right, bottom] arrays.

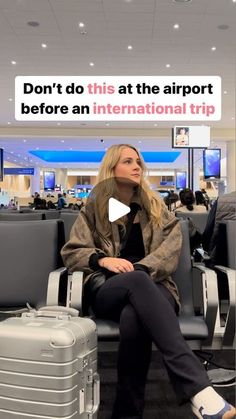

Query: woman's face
[[113, 147, 142, 185]]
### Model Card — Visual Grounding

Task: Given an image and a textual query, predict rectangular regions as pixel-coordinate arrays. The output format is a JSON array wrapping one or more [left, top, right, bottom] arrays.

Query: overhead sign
[[4, 167, 35, 175]]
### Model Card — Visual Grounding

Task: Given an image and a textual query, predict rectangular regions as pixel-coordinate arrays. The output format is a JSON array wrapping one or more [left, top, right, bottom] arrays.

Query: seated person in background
[[47, 200, 57, 210], [164, 191, 179, 211], [61, 144, 235, 419], [177, 188, 207, 213], [202, 190, 236, 263], [201, 188, 210, 207], [8, 199, 16, 208], [33, 193, 42, 209], [57, 192, 67, 210], [195, 190, 209, 211], [175, 188, 203, 253], [75, 198, 85, 210], [39, 199, 47, 210]]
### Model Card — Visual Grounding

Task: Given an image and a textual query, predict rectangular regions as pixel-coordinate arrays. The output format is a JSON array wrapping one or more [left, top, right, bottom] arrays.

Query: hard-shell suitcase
[[0, 307, 99, 419]]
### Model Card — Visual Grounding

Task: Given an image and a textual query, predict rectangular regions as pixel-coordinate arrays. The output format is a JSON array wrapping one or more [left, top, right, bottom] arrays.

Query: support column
[[55, 169, 68, 192], [193, 166, 200, 192], [30, 167, 41, 196], [226, 140, 236, 192]]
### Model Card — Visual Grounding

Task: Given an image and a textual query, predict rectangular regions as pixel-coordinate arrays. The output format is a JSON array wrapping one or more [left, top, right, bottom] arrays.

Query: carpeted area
[[98, 350, 235, 419]]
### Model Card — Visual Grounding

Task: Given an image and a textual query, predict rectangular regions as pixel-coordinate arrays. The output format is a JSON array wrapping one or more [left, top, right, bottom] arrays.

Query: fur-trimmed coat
[[61, 199, 183, 307]]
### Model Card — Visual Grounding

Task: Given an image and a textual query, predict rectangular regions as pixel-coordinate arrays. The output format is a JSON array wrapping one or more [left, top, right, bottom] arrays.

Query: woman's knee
[[125, 270, 151, 290]]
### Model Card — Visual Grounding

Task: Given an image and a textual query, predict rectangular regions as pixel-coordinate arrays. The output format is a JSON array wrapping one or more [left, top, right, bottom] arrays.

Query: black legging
[[92, 271, 210, 418]]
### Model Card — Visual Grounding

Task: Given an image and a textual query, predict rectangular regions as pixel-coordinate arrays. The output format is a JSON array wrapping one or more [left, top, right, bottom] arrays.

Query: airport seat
[[37, 210, 61, 220], [175, 210, 209, 234], [0, 220, 65, 313], [59, 211, 79, 242], [213, 220, 236, 347], [0, 212, 44, 221], [47, 220, 219, 349]]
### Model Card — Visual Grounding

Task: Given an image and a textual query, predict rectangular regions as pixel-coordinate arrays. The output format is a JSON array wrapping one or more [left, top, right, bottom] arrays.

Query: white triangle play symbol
[[108, 197, 130, 222]]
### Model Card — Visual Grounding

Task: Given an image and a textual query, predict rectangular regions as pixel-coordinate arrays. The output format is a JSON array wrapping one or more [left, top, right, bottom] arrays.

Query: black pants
[[92, 271, 210, 419]]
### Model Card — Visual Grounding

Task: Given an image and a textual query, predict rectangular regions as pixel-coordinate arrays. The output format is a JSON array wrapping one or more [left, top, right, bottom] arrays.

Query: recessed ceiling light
[[232, 0, 236, 3], [9, 98, 13, 102], [173, 24, 179, 29], [127, 45, 133, 50], [60, 140, 65, 143], [211, 46, 216, 51], [89, 62, 94, 66], [7, 121, 11, 125], [154, 123, 158, 127], [166, 64, 171, 68], [138, 140, 142, 144], [41, 43, 47, 48], [11, 60, 16, 65], [223, 90, 227, 94], [57, 122, 61, 126], [23, 139, 27, 143], [27, 21, 39, 27], [218, 24, 229, 30], [36, 147, 39, 150], [79, 22, 85, 28], [232, 117, 235, 120], [69, 148, 73, 150], [173, 0, 192, 3], [105, 123, 110, 126]]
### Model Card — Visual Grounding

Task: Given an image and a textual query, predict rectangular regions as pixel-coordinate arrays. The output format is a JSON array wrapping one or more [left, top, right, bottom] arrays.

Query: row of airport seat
[[0, 210, 79, 242], [175, 210, 209, 234], [0, 208, 210, 244], [0, 217, 234, 350]]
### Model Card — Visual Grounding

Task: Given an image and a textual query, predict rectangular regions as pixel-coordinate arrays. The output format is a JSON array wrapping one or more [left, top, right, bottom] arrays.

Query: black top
[[119, 222, 145, 263], [89, 222, 149, 275]]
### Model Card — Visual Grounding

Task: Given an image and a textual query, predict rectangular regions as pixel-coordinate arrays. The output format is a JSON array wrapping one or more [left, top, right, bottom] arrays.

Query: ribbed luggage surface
[[0, 313, 99, 418]]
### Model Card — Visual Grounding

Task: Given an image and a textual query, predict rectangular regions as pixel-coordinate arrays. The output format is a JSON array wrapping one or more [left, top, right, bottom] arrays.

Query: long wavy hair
[[91, 144, 163, 237]]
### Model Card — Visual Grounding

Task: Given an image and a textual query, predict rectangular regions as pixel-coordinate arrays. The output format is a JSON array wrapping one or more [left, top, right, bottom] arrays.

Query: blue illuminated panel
[[4, 167, 35, 175], [29, 150, 181, 163]]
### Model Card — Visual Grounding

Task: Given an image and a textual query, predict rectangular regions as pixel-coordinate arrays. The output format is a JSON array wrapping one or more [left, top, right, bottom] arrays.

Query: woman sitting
[[177, 188, 208, 213]]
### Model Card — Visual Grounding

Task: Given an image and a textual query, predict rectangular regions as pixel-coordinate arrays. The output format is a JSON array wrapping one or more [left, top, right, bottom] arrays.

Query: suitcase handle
[[23, 305, 79, 319], [88, 372, 100, 418]]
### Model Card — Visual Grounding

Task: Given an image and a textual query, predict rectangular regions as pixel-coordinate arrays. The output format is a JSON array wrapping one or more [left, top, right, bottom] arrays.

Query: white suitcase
[[0, 307, 99, 419]]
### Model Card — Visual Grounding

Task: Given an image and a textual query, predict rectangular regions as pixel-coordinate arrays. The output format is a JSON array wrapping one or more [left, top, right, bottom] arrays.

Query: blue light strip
[[29, 150, 181, 163]]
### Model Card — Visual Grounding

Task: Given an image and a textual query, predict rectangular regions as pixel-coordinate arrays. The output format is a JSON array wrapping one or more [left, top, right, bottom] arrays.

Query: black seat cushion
[[94, 315, 208, 342]]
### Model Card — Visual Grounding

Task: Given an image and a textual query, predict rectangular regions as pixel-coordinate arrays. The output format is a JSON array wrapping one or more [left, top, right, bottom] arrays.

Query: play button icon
[[108, 198, 130, 222]]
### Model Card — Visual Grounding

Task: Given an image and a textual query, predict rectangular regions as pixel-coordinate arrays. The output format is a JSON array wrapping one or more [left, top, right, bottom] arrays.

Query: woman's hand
[[98, 257, 134, 273]]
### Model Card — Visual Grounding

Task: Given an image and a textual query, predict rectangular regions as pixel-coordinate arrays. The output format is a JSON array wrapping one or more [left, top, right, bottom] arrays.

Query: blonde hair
[[92, 144, 163, 237]]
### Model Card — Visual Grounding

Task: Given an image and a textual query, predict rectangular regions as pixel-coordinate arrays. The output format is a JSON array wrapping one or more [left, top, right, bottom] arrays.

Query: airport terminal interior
[[0, 1, 235, 418]]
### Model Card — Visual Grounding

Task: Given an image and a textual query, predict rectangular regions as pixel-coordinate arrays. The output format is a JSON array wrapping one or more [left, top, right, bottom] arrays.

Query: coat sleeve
[[61, 208, 106, 274], [138, 206, 182, 282]]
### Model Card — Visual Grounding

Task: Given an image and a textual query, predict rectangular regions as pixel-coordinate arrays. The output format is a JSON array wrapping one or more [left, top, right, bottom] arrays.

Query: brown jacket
[[61, 200, 183, 307]]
